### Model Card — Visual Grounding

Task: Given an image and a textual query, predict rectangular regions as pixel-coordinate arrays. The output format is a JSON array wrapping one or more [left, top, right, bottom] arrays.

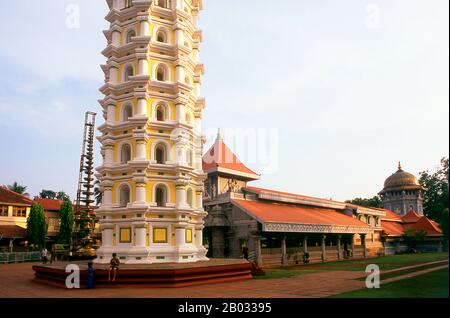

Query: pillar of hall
[[321, 234, 326, 262], [281, 236, 288, 266], [337, 235, 342, 260], [361, 234, 367, 258], [254, 236, 263, 267], [351, 234, 355, 258]]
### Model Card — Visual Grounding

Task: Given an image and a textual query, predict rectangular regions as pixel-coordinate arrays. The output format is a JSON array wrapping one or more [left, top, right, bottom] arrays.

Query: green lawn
[[331, 268, 449, 298], [255, 252, 449, 280]]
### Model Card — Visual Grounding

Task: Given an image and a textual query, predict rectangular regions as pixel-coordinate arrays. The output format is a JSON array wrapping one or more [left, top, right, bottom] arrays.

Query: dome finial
[[398, 161, 403, 171]]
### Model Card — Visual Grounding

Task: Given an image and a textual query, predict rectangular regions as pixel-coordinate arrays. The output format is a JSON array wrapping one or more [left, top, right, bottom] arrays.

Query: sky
[[0, 0, 448, 202]]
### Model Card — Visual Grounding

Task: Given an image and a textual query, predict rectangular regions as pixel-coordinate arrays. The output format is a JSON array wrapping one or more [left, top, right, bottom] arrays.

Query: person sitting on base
[[108, 253, 120, 282]]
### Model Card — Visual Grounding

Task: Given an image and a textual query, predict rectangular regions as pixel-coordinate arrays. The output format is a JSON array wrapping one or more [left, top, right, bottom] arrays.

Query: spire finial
[[398, 161, 402, 171], [216, 128, 222, 141]]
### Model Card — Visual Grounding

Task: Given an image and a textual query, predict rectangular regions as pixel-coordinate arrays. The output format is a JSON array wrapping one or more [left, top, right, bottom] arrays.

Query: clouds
[[201, 0, 449, 200], [0, 0, 448, 202], [0, 0, 107, 84]]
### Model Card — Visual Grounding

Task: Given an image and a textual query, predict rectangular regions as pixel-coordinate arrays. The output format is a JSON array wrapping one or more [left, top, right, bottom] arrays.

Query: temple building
[[95, 0, 208, 264], [378, 162, 425, 216], [202, 135, 444, 267]]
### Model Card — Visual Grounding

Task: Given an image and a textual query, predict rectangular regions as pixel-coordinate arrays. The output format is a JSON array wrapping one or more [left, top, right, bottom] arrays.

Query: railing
[[0, 252, 41, 264]]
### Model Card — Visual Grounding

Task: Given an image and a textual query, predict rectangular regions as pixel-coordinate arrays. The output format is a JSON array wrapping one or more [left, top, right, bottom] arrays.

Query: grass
[[355, 261, 448, 281], [255, 252, 449, 280], [331, 268, 449, 298]]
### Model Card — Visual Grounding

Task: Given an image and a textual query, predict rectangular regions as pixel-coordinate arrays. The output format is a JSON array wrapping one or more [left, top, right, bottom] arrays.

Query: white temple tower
[[94, 0, 208, 264]]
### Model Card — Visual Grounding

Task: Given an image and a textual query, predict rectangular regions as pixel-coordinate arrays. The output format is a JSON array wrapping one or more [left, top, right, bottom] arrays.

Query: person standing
[[86, 262, 95, 289], [41, 248, 48, 264]]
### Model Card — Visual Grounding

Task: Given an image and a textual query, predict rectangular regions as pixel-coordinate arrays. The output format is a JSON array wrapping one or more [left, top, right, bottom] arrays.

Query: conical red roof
[[404, 216, 443, 236], [402, 210, 421, 223], [202, 136, 260, 180]]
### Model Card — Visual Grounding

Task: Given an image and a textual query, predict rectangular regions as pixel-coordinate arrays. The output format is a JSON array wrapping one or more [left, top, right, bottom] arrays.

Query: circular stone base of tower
[[32, 259, 252, 289]]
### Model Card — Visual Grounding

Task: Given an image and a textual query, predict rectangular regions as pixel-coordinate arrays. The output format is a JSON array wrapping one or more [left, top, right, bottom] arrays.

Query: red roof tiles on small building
[[381, 212, 443, 237], [381, 209, 404, 222], [0, 187, 33, 205], [402, 210, 421, 223], [34, 198, 63, 212], [381, 221, 405, 237], [404, 217, 443, 236]]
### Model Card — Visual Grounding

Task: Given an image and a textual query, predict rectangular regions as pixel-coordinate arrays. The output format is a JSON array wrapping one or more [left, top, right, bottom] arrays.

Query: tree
[[56, 191, 71, 201], [345, 196, 383, 208], [39, 189, 57, 200], [419, 157, 449, 239], [57, 200, 74, 245], [94, 180, 102, 206], [27, 202, 48, 249], [402, 229, 427, 252], [7, 182, 29, 197]]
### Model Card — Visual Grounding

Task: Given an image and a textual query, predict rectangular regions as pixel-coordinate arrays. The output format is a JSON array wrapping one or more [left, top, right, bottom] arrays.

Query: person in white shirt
[[41, 248, 48, 264]]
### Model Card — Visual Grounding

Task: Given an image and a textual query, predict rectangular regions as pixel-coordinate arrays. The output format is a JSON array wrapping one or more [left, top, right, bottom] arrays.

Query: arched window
[[187, 188, 194, 208], [121, 144, 131, 164], [156, 65, 166, 81], [119, 185, 131, 207], [155, 185, 167, 207], [126, 30, 136, 44], [157, 31, 167, 43], [156, 105, 166, 121], [155, 144, 167, 164], [124, 65, 134, 81], [122, 104, 133, 121]]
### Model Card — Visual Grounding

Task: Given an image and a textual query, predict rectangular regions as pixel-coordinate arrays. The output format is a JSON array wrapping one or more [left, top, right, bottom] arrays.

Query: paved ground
[[0, 261, 446, 298]]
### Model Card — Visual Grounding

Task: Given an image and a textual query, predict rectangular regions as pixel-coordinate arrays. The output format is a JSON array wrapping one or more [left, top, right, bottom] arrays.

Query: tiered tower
[[95, 0, 208, 264]]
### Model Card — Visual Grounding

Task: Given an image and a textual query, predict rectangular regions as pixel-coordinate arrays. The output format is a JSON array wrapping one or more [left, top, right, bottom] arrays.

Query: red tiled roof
[[34, 198, 63, 212], [0, 225, 27, 238], [382, 215, 443, 237], [402, 210, 421, 223], [202, 137, 259, 178], [381, 209, 404, 222], [231, 199, 371, 229], [0, 186, 33, 205], [381, 220, 405, 236], [404, 217, 443, 236]]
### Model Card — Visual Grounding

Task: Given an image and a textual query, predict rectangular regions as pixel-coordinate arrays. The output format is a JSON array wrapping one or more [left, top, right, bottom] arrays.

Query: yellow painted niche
[[113, 139, 137, 163], [149, 21, 175, 45], [149, 60, 176, 82], [118, 60, 139, 83], [112, 180, 137, 205], [145, 181, 177, 204], [115, 99, 138, 122], [147, 98, 175, 121]]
